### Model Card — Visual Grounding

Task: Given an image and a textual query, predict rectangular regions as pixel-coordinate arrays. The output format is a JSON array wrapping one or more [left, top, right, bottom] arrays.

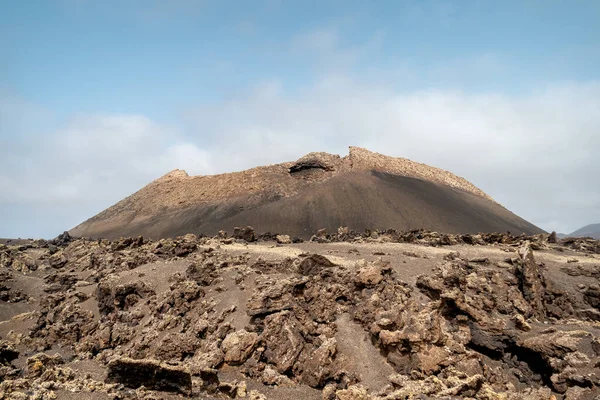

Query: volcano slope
[[70, 147, 542, 240], [2, 229, 600, 399]]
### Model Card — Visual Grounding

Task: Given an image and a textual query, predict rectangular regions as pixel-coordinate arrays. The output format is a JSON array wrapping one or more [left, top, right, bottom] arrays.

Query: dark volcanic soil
[[75, 172, 541, 241], [2, 229, 600, 399], [70, 148, 543, 240]]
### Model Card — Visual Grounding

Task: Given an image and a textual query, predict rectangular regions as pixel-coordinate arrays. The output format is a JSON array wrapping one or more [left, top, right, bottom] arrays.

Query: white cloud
[[0, 112, 211, 237]]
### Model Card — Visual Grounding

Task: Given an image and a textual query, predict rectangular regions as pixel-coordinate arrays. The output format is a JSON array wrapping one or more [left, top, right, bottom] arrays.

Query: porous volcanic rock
[[2, 232, 600, 398], [106, 357, 192, 394]]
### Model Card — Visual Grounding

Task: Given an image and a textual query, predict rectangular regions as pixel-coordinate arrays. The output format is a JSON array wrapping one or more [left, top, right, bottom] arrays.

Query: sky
[[1, 0, 599, 238]]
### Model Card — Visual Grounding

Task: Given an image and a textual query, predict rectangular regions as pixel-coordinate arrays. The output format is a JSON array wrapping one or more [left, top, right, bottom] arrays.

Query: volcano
[[70, 147, 543, 239]]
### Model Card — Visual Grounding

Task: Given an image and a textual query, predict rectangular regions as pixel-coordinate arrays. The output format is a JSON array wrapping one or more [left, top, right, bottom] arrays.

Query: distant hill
[[569, 223, 600, 239], [70, 147, 544, 240]]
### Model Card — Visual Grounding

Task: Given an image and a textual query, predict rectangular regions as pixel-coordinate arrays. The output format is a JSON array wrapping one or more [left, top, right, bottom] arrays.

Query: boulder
[[276, 235, 291, 244], [354, 259, 389, 288], [301, 337, 337, 388], [298, 254, 336, 276], [247, 277, 307, 316], [106, 357, 192, 394], [288, 153, 336, 173], [261, 311, 305, 373], [96, 281, 155, 315], [50, 231, 74, 246], [174, 241, 196, 257], [233, 226, 256, 242], [0, 341, 18, 365], [222, 330, 259, 365], [26, 353, 64, 377], [514, 242, 545, 316], [335, 385, 370, 400]]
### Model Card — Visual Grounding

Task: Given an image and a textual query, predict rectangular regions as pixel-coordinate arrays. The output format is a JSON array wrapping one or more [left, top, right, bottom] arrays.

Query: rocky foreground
[[2, 229, 600, 399]]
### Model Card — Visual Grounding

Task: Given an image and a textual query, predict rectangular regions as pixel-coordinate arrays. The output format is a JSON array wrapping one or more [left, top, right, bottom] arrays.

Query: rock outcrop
[[106, 357, 192, 394], [2, 231, 599, 398]]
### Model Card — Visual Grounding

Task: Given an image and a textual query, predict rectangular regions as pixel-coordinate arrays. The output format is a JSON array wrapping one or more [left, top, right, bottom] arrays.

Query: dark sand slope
[[71, 148, 543, 239], [570, 223, 600, 239]]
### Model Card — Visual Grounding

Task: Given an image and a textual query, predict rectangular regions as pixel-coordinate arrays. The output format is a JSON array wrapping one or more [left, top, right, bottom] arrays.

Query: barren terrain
[[2, 229, 600, 399], [70, 148, 542, 240]]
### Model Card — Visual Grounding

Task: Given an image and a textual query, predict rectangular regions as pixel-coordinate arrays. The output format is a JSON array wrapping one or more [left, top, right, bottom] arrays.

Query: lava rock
[[233, 226, 257, 242], [261, 311, 305, 374], [106, 357, 192, 394], [276, 235, 291, 244], [222, 330, 259, 365], [0, 341, 19, 365], [298, 254, 336, 276]]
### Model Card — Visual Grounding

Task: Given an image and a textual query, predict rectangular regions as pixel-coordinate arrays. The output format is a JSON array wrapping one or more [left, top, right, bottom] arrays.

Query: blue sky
[[1, 0, 600, 238]]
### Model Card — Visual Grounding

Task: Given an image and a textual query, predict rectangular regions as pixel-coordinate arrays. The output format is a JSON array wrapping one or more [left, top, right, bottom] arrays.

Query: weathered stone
[[301, 337, 337, 388], [198, 368, 220, 392], [261, 366, 294, 386], [106, 357, 192, 394], [335, 384, 370, 400], [276, 235, 291, 244], [298, 254, 336, 276], [233, 226, 256, 242], [247, 277, 307, 316], [354, 259, 389, 287], [222, 330, 259, 365], [96, 281, 155, 314], [513, 314, 531, 331], [261, 311, 305, 374], [174, 241, 196, 257], [408, 344, 453, 374], [0, 341, 19, 365], [515, 243, 545, 316], [26, 353, 64, 377]]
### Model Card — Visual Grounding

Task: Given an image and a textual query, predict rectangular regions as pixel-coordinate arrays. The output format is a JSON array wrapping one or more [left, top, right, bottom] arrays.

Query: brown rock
[[513, 314, 531, 331], [276, 235, 292, 244], [515, 243, 545, 316], [222, 330, 259, 365], [298, 254, 336, 276], [106, 357, 192, 395], [261, 366, 294, 386], [198, 368, 220, 392], [247, 277, 307, 316], [154, 332, 199, 362], [301, 337, 337, 388], [261, 311, 305, 374], [335, 384, 370, 400], [96, 281, 155, 315], [518, 330, 585, 359], [354, 259, 388, 287], [409, 345, 452, 374], [26, 353, 64, 377], [0, 341, 18, 365], [233, 226, 256, 242]]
